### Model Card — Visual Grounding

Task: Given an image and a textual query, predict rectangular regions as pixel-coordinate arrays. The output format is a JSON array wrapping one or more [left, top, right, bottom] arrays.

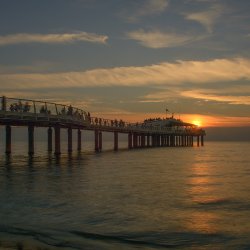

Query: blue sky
[[0, 0, 250, 126]]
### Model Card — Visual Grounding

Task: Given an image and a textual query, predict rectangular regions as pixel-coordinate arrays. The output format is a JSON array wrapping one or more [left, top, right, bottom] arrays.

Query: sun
[[192, 120, 202, 127]]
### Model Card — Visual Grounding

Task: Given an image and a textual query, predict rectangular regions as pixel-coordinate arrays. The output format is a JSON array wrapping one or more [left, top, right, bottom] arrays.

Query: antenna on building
[[165, 108, 169, 118]]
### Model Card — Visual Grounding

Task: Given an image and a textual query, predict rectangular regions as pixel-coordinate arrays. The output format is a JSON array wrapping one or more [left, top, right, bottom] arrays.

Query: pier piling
[[5, 125, 11, 154], [95, 130, 99, 152], [54, 126, 61, 155], [48, 127, 52, 152], [68, 128, 73, 153], [114, 131, 118, 151], [77, 129, 81, 151], [28, 125, 34, 155], [128, 132, 133, 149], [99, 131, 102, 151]]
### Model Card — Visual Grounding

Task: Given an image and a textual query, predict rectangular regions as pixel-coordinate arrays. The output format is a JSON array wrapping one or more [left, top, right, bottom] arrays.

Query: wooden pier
[[0, 96, 205, 155]]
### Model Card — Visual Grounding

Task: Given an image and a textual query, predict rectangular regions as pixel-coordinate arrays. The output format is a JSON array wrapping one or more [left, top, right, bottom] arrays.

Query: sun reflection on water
[[185, 162, 221, 234]]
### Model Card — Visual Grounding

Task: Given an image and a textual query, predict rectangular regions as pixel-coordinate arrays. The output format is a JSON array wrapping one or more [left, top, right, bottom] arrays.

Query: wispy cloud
[[181, 90, 250, 105], [184, 4, 223, 33], [125, 0, 168, 22], [1, 58, 250, 90], [126, 29, 201, 48], [0, 61, 59, 74], [0, 32, 108, 46]]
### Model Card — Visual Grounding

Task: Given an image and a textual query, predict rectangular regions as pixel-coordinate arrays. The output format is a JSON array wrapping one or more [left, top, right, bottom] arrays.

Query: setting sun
[[192, 120, 202, 127]]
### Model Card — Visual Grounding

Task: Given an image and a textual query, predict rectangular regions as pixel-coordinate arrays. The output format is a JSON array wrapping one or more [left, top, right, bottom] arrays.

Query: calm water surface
[[0, 141, 250, 249]]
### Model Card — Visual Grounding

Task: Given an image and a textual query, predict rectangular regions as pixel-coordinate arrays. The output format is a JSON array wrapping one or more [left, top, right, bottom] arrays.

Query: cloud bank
[[1, 58, 249, 90], [0, 32, 108, 46]]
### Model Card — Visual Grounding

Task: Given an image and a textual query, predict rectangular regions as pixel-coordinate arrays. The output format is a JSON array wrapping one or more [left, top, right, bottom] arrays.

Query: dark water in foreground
[[0, 141, 250, 249]]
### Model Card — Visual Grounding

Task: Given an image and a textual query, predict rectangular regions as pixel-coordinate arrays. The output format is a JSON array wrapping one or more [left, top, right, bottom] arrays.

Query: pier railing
[[0, 96, 205, 135], [0, 96, 90, 125]]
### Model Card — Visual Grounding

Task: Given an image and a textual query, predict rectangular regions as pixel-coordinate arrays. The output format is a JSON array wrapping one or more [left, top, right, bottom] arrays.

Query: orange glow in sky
[[94, 112, 250, 127], [192, 120, 202, 127]]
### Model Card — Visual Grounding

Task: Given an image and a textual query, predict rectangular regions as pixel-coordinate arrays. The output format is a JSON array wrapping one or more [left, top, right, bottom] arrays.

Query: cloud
[[185, 4, 223, 33], [1, 58, 250, 90], [126, 0, 168, 22], [0, 32, 108, 46], [126, 29, 201, 48], [181, 90, 250, 105]]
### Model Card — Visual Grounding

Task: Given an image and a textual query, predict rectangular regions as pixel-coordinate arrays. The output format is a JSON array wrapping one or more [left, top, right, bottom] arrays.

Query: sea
[[0, 129, 250, 250]]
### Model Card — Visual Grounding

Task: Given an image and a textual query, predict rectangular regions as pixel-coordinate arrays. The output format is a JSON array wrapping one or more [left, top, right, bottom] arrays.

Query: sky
[[0, 0, 250, 127]]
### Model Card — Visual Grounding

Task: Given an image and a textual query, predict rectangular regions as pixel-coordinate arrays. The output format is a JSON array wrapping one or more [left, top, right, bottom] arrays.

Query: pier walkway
[[0, 96, 205, 155]]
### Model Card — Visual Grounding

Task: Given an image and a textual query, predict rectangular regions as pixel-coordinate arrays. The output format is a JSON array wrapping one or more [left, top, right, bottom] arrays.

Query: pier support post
[[5, 125, 11, 154], [166, 135, 170, 147], [152, 135, 155, 147], [160, 135, 164, 147], [95, 130, 99, 152], [54, 125, 61, 155], [28, 125, 34, 155], [68, 127, 72, 153], [48, 127, 52, 152], [138, 135, 141, 147], [99, 131, 102, 151], [141, 134, 145, 147], [147, 134, 150, 147], [197, 136, 200, 147], [170, 135, 174, 147], [201, 135, 204, 146], [114, 131, 118, 151], [176, 136, 179, 147], [133, 133, 138, 148], [77, 129, 81, 152], [128, 133, 133, 149], [181, 135, 184, 147]]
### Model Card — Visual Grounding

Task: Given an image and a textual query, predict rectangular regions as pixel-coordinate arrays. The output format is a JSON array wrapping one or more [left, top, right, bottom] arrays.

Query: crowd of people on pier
[[3, 97, 90, 122], [9, 101, 31, 112], [93, 117, 126, 128]]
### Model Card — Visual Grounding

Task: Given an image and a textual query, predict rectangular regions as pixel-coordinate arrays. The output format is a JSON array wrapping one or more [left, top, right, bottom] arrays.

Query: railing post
[[48, 127, 52, 152], [54, 125, 61, 155], [77, 129, 81, 151], [28, 125, 34, 155], [5, 125, 11, 154], [2, 96, 6, 111], [33, 101, 36, 114]]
